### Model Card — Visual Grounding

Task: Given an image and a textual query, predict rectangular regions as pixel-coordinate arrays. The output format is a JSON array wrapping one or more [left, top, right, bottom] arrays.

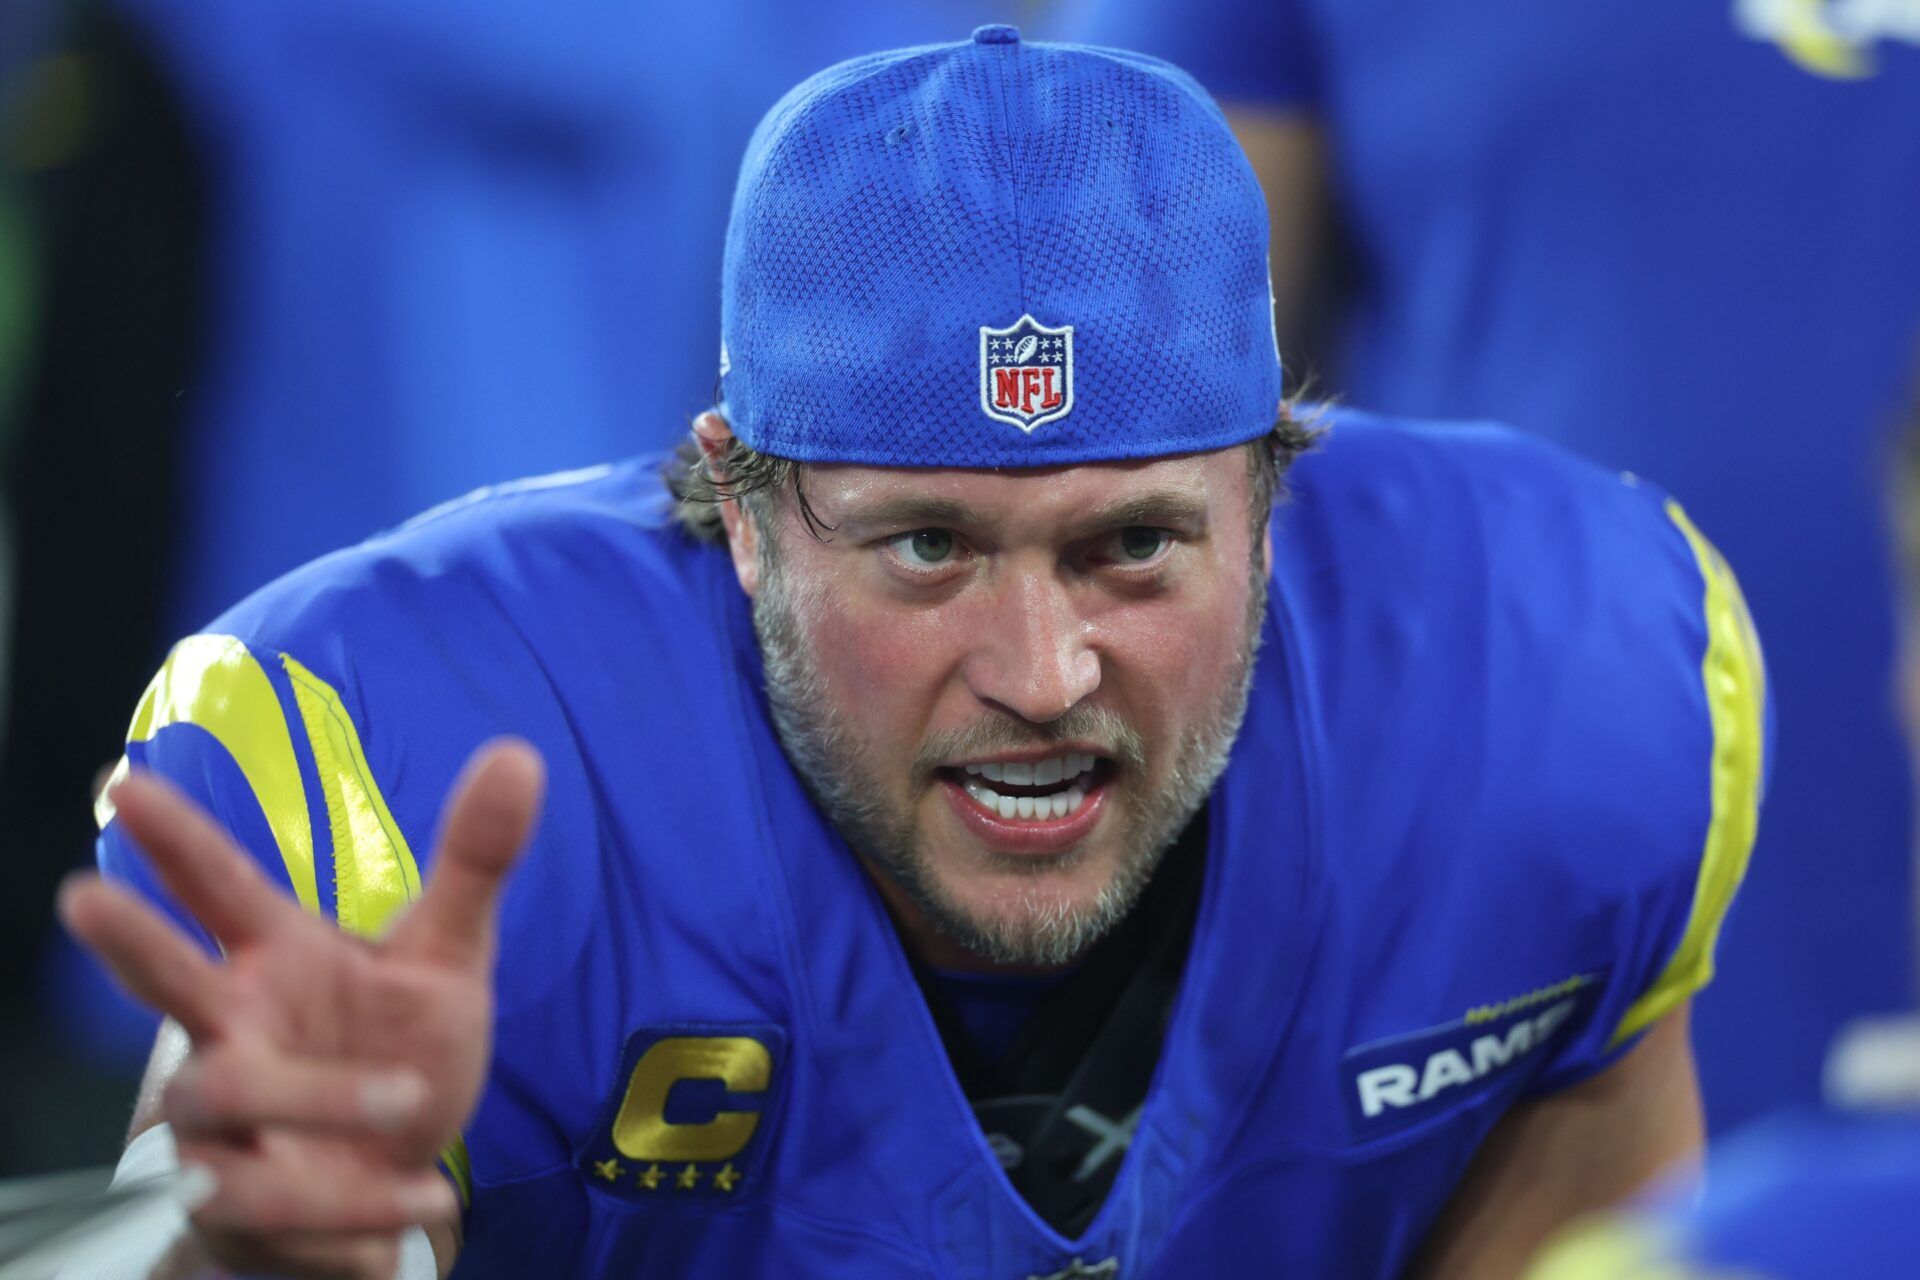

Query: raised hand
[[60, 739, 546, 1279]]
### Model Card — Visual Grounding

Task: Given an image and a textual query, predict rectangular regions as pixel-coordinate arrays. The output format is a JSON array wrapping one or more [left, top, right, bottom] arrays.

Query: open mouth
[[936, 751, 1115, 826]]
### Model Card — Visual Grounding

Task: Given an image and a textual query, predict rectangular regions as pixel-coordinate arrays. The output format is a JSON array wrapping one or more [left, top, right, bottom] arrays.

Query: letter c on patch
[[611, 1036, 772, 1163]]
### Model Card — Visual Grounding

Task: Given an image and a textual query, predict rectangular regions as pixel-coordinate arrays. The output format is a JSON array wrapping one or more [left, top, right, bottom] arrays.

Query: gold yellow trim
[[274, 654, 463, 1200], [112, 635, 319, 913], [439, 1136, 474, 1208], [280, 654, 423, 938], [1610, 503, 1766, 1048], [1465, 974, 1594, 1026], [1776, 0, 1872, 80]]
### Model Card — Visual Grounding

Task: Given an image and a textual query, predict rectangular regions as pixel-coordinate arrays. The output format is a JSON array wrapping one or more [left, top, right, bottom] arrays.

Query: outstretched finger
[[59, 874, 231, 1041], [166, 1044, 431, 1139], [387, 739, 544, 967], [110, 770, 298, 951]]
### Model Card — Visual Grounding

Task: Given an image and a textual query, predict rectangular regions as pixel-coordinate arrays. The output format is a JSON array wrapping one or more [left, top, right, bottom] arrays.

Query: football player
[[60, 27, 1766, 1280]]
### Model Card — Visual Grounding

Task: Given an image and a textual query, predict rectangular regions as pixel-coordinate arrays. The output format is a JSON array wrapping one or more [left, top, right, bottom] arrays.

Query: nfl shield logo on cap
[[721, 29, 1281, 466], [980, 315, 1074, 433]]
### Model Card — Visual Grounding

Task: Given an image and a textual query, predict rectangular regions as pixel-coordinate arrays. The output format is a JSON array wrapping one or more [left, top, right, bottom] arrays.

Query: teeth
[[960, 778, 1093, 822], [961, 753, 1100, 781], [955, 755, 1102, 822]]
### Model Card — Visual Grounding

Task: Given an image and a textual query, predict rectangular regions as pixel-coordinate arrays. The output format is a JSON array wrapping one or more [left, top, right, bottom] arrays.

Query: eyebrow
[[833, 487, 1211, 537], [1077, 490, 1210, 534], [834, 495, 986, 534]]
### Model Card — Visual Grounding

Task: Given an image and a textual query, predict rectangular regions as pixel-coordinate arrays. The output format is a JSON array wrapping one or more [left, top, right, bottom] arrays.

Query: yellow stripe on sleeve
[[439, 1136, 474, 1208], [280, 653, 424, 939], [104, 634, 320, 914], [1609, 502, 1766, 1048], [274, 652, 472, 1205], [113, 637, 474, 1204]]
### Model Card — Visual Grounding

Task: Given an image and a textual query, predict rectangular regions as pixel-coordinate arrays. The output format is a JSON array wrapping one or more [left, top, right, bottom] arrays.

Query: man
[[62, 27, 1765, 1279], [1071, 0, 1920, 1134]]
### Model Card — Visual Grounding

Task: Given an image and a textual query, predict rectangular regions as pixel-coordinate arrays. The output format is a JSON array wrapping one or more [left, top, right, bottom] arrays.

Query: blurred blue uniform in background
[[1071, 0, 1920, 1132], [97, 414, 1766, 1275], [104, 0, 1034, 636], [1527, 1112, 1920, 1279]]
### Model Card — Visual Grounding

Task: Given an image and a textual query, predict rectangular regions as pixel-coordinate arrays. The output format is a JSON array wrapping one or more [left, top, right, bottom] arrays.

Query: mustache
[[912, 704, 1149, 785]]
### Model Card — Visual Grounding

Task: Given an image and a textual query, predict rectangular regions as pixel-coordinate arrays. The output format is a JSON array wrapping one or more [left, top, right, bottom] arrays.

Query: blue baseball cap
[[719, 26, 1281, 468]]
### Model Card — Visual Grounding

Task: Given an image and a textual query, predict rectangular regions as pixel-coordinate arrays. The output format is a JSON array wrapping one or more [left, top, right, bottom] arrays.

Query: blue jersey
[[1527, 1113, 1920, 1280], [97, 413, 1767, 1278], [1072, 0, 1920, 1132]]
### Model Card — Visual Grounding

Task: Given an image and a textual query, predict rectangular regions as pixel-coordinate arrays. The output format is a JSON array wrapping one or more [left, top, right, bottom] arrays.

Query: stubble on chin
[[749, 533, 1267, 967]]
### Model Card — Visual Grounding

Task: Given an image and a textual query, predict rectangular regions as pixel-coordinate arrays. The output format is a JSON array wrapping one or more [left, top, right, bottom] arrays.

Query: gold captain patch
[[575, 1025, 787, 1200]]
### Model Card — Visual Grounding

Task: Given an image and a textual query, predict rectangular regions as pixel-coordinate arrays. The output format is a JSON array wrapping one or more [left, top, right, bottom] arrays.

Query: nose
[[962, 570, 1101, 723]]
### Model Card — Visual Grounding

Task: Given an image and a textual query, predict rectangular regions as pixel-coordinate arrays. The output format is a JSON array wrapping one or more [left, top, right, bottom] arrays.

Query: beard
[[752, 534, 1267, 967]]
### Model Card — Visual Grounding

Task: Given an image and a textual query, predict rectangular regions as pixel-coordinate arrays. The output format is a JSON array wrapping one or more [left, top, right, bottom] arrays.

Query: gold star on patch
[[712, 1162, 741, 1192], [592, 1158, 625, 1182], [636, 1163, 663, 1191], [675, 1163, 701, 1190]]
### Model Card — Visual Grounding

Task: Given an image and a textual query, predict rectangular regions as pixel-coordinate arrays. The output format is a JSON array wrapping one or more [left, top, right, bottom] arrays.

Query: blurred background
[[1, 0, 1916, 1188]]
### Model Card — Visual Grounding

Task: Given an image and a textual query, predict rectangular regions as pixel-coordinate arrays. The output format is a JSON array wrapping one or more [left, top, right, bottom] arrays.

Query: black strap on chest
[[913, 814, 1207, 1237]]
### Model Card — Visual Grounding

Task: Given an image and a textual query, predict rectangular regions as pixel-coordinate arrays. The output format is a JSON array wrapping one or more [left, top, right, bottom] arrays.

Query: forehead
[[797, 447, 1250, 533]]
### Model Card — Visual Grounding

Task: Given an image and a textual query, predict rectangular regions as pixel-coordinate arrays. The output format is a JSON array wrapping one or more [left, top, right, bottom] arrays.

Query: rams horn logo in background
[[1734, 0, 1920, 79], [576, 1025, 787, 1200], [981, 315, 1075, 432]]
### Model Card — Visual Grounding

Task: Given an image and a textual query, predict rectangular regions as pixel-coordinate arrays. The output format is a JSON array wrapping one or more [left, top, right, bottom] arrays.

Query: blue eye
[[1115, 527, 1170, 562], [888, 529, 957, 568]]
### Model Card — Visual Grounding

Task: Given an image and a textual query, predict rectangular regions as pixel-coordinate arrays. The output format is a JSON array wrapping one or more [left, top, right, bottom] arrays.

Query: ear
[[694, 410, 762, 597]]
